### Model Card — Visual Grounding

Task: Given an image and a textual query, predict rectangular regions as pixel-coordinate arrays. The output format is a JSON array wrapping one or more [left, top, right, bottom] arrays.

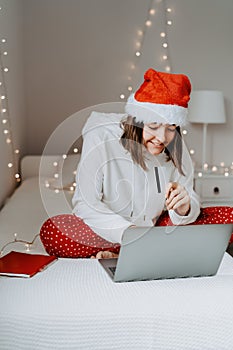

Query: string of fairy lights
[[0, 3, 36, 256], [0, 5, 21, 184], [117, 0, 200, 168], [119, 0, 174, 101]]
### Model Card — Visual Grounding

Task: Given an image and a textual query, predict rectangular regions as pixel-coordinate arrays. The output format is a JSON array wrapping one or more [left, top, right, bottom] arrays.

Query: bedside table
[[194, 172, 233, 207]]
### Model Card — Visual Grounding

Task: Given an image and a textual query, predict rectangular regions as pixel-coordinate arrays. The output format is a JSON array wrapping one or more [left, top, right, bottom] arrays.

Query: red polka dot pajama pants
[[156, 206, 233, 243], [40, 214, 120, 258], [40, 207, 233, 258]]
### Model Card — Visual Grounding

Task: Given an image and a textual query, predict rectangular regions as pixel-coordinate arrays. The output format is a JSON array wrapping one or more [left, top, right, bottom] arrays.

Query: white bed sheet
[[1, 253, 233, 350]]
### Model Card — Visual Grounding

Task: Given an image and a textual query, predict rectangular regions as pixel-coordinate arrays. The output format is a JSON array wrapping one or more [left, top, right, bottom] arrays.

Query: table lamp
[[188, 90, 226, 170]]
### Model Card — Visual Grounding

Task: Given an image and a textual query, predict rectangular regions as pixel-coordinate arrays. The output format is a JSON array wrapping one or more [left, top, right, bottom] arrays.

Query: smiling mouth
[[149, 141, 164, 147]]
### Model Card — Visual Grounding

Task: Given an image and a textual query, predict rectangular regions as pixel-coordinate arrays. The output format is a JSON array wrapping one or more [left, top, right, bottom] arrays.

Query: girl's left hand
[[165, 182, 190, 216]]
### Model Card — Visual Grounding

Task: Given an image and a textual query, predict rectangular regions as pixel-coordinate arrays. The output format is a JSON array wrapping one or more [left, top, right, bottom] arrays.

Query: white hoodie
[[72, 111, 200, 243]]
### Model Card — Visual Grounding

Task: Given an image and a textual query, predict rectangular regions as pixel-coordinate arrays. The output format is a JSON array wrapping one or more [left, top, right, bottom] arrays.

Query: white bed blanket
[[1, 253, 233, 350]]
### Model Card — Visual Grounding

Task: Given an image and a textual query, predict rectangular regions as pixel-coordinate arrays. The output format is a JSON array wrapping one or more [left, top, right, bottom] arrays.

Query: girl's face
[[142, 123, 176, 155]]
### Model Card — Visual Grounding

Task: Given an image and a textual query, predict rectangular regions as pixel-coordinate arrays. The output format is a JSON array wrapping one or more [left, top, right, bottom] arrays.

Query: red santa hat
[[125, 68, 191, 126]]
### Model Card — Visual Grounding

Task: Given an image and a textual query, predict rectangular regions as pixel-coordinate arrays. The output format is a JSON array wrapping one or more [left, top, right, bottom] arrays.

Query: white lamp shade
[[188, 90, 226, 124]]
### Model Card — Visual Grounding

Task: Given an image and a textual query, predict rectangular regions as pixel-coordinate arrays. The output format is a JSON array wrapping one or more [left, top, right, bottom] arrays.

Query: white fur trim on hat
[[125, 94, 188, 126]]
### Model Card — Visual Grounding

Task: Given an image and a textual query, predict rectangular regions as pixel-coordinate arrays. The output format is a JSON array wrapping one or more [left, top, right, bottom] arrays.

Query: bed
[[1, 155, 233, 350]]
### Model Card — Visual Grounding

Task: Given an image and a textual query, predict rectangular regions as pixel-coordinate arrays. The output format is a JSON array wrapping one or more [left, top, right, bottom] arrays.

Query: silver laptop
[[99, 224, 233, 282]]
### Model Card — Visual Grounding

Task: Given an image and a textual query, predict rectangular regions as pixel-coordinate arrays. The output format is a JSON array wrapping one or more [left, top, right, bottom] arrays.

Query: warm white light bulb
[[62, 154, 67, 159], [149, 9, 156, 15], [1, 95, 6, 99], [4, 67, 9, 72], [120, 94, 125, 99], [1, 38, 6, 43], [167, 8, 172, 12], [165, 66, 171, 72], [25, 244, 30, 252], [145, 20, 152, 27], [2, 109, 7, 113], [127, 86, 133, 91], [162, 43, 168, 48], [2, 119, 7, 123], [167, 20, 172, 25], [14, 149, 20, 154], [135, 51, 141, 57], [138, 30, 143, 36], [182, 129, 188, 135], [160, 32, 166, 37], [73, 147, 79, 153], [54, 173, 59, 179], [3, 51, 7, 55], [198, 172, 203, 177], [15, 173, 20, 179], [53, 161, 58, 167], [162, 55, 168, 60], [6, 138, 11, 144], [3, 129, 9, 134], [190, 149, 195, 155], [8, 163, 13, 168]]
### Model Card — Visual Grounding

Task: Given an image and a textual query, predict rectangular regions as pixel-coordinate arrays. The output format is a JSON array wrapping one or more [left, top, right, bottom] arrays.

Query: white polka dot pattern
[[40, 214, 120, 258], [157, 206, 233, 242]]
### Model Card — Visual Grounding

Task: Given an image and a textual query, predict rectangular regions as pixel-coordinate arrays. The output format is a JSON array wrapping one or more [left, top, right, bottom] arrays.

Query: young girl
[[40, 68, 201, 258]]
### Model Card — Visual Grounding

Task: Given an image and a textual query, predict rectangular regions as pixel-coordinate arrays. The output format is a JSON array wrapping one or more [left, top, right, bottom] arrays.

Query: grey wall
[[169, 0, 233, 167], [23, 0, 233, 168]]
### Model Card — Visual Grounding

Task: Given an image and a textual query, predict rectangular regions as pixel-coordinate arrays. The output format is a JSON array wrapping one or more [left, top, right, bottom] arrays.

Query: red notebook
[[0, 251, 58, 278]]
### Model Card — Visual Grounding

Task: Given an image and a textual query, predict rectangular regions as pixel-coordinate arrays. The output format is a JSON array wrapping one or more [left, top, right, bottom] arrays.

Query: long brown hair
[[120, 115, 184, 175]]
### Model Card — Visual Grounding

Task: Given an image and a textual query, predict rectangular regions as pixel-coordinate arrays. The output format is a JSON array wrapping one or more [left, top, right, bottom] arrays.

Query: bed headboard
[[21, 155, 63, 180]]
